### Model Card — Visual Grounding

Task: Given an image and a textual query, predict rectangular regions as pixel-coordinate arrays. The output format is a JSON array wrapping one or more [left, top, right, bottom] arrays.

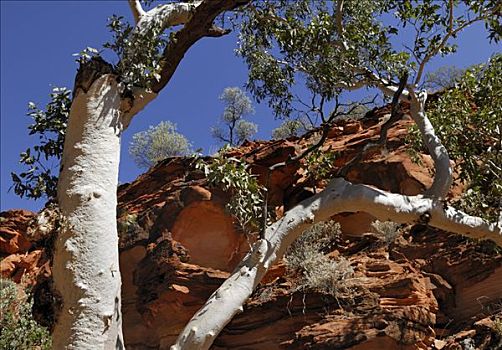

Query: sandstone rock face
[[1, 109, 500, 349], [0, 209, 34, 255], [0, 210, 51, 285], [171, 201, 247, 271]]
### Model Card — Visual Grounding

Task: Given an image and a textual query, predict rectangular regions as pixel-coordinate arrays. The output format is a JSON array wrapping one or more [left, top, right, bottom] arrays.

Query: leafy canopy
[[12, 0, 500, 204], [237, 0, 500, 119], [129, 121, 192, 169]]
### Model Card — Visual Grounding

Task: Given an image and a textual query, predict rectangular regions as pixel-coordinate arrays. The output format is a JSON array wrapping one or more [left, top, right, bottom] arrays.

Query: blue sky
[[1, 1, 499, 212]]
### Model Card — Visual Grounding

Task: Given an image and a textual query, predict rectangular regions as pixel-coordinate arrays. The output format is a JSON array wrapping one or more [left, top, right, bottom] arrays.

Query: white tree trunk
[[172, 178, 501, 350], [46, 1, 244, 347], [53, 74, 125, 349]]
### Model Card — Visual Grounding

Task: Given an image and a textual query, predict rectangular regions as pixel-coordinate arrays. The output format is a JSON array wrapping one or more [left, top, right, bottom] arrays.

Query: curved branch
[[120, 0, 250, 121], [172, 177, 501, 349], [346, 69, 453, 197], [338, 73, 408, 177], [152, 0, 250, 93], [408, 88, 453, 198]]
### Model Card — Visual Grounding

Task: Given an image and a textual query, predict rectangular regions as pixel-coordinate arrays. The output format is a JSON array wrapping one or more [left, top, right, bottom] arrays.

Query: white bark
[[408, 89, 453, 198], [134, 1, 200, 36], [128, 0, 145, 24], [49, 1, 243, 347], [172, 177, 501, 350], [53, 74, 126, 349], [367, 74, 453, 198]]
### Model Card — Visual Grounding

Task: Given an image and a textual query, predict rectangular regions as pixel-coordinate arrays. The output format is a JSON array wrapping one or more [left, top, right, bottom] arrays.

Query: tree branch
[[120, 0, 250, 122], [128, 0, 145, 24], [414, 9, 490, 85], [408, 87, 453, 198], [335, 0, 344, 38], [152, 0, 251, 93], [172, 177, 501, 349], [331, 4, 457, 197], [338, 73, 408, 177]]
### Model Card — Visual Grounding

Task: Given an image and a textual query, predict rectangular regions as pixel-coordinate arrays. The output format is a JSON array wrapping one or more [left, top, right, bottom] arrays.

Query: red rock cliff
[[1, 108, 501, 349]]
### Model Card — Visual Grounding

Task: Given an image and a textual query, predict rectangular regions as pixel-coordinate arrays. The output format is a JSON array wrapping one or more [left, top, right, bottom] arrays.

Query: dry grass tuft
[[285, 220, 353, 296]]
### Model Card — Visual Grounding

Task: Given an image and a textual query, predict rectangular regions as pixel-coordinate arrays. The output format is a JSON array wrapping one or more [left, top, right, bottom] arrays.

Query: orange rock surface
[[1, 108, 500, 349]]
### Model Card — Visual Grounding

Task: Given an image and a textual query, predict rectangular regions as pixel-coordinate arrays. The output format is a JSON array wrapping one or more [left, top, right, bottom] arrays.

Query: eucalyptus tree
[[39, 1, 250, 348], [211, 86, 257, 146], [422, 65, 465, 91], [172, 1, 502, 349]]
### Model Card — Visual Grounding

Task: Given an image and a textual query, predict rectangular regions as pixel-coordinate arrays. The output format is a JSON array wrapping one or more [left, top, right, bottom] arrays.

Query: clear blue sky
[[1, 1, 499, 212]]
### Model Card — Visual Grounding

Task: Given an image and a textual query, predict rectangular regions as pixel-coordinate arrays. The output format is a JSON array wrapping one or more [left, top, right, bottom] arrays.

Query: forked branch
[[152, 0, 250, 93], [120, 0, 250, 121]]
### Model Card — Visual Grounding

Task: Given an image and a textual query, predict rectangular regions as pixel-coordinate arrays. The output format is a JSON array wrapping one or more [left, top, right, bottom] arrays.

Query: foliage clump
[[409, 55, 502, 221], [11, 87, 71, 200], [238, 1, 412, 118], [304, 148, 338, 186], [285, 220, 353, 296], [423, 65, 465, 92], [129, 121, 192, 169], [0, 280, 52, 350], [196, 150, 265, 234], [104, 14, 166, 90]]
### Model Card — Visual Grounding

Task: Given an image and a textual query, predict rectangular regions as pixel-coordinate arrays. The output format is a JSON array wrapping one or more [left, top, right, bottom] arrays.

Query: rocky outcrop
[[1, 109, 500, 349], [0, 209, 33, 255], [0, 210, 51, 285]]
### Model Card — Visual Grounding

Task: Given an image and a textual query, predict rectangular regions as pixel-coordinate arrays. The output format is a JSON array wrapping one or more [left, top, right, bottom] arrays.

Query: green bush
[[0, 280, 51, 350], [304, 148, 338, 185], [129, 121, 192, 169]]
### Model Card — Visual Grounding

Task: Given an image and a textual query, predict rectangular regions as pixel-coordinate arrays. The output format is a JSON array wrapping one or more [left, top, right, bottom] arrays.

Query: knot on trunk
[[74, 57, 115, 94]]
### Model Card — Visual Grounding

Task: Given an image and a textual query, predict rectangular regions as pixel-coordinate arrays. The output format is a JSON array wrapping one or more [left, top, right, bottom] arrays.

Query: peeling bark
[[172, 178, 501, 350]]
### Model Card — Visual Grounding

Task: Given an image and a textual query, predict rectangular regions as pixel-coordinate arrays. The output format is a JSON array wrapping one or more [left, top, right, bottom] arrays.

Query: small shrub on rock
[[0, 280, 51, 350], [285, 220, 353, 296], [371, 220, 400, 245]]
